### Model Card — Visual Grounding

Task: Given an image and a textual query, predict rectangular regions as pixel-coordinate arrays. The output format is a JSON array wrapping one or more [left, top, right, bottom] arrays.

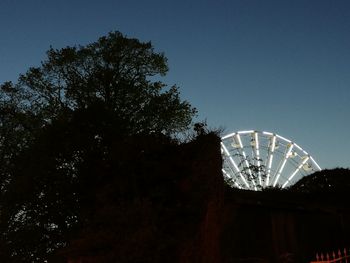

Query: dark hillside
[[290, 168, 350, 193], [60, 133, 224, 263], [60, 134, 350, 263]]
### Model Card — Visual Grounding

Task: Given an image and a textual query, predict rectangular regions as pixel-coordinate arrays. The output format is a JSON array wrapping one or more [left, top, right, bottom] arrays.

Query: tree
[[3, 31, 196, 135], [0, 31, 197, 262]]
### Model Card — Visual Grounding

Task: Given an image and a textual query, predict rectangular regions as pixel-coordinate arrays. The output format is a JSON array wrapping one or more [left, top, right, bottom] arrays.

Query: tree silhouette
[[0, 31, 197, 262], [4, 31, 196, 135], [290, 168, 350, 193]]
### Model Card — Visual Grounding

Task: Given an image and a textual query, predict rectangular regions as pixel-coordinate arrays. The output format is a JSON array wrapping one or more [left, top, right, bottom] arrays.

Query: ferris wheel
[[221, 130, 321, 190]]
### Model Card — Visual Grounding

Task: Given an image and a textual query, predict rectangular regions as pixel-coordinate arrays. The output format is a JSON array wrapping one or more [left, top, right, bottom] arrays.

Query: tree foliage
[[3, 31, 196, 134], [223, 154, 267, 190], [0, 31, 196, 262], [290, 168, 350, 193]]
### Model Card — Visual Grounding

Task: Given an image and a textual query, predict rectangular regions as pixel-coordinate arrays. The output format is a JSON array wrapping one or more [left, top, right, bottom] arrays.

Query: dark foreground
[[56, 134, 350, 263]]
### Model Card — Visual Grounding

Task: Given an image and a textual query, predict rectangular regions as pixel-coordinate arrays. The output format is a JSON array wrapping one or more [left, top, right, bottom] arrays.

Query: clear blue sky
[[1, 0, 349, 169]]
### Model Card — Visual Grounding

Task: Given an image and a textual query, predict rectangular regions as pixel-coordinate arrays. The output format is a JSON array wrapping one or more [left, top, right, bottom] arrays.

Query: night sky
[[1, 0, 349, 169]]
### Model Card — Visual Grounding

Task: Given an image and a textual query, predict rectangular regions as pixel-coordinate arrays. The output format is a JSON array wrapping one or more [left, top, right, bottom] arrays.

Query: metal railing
[[310, 248, 350, 263]]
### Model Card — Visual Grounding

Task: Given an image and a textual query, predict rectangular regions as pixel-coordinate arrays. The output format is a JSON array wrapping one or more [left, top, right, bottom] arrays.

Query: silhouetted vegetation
[[0, 31, 197, 262], [290, 168, 350, 193]]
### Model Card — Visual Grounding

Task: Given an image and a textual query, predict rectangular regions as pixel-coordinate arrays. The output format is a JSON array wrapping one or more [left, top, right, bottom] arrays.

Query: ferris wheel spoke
[[253, 132, 262, 186], [282, 156, 310, 188], [238, 149, 256, 190], [247, 132, 259, 190], [221, 142, 250, 188], [235, 134, 254, 180], [310, 156, 321, 170], [273, 143, 294, 187], [222, 169, 242, 189], [265, 135, 276, 186]]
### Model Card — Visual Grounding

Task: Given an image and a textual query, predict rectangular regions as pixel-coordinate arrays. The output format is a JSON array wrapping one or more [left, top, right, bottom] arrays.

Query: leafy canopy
[[0, 31, 197, 262], [2, 31, 196, 135]]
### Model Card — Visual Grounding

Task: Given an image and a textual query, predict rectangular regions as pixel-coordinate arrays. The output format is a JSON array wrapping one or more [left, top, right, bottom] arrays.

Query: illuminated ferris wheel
[[221, 130, 321, 190]]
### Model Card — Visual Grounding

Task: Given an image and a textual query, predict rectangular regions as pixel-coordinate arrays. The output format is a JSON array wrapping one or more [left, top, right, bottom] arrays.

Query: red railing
[[310, 248, 350, 263]]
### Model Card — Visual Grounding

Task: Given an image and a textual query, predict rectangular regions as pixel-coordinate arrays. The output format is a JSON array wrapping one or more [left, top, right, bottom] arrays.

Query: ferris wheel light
[[242, 151, 253, 176], [234, 181, 242, 188], [276, 134, 291, 143], [222, 132, 236, 140], [222, 169, 242, 189], [262, 131, 273, 136], [254, 133, 259, 150], [301, 156, 310, 164], [221, 142, 229, 155], [310, 156, 321, 170], [238, 130, 255, 134], [273, 159, 287, 187], [253, 132, 262, 185], [221, 130, 321, 190], [270, 136, 276, 152], [222, 169, 233, 179], [282, 156, 310, 188], [266, 136, 276, 186], [268, 154, 273, 170], [294, 143, 302, 151], [266, 153, 274, 186], [273, 144, 294, 187], [236, 134, 243, 148]]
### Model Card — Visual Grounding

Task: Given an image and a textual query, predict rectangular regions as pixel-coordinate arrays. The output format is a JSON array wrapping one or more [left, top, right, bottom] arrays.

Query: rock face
[[61, 134, 350, 263]]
